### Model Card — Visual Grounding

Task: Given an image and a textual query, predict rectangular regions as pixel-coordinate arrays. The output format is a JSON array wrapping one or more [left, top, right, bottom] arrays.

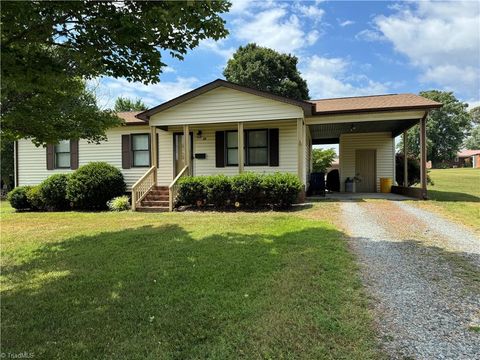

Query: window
[[246, 130, 268, 165], [55, 140, 71, 168], [226, 131, 238, 166], [131, 134, 150, 167]]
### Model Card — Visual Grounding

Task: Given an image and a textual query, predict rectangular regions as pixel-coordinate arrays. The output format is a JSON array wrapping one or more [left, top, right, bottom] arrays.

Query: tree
[[312, 148, 336, 173], [223, 43, 309, 100], [1, 1, 230, 145], [0, 137, 14, 190], [397, 91, 472, 166], [464, 106, 480, 149], [470, 106, 480, 125], [114, 97, 148, 112], [465, 127, 480, 149]]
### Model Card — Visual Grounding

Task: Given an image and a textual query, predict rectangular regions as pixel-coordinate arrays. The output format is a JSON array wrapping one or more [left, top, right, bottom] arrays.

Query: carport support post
[[238, 122, 244, 173], [419, 114, 428, 199], [403, 130, 408, 187]]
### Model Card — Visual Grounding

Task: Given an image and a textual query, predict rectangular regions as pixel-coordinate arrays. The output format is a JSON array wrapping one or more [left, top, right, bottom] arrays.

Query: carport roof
[[310, 93, 442, 115]]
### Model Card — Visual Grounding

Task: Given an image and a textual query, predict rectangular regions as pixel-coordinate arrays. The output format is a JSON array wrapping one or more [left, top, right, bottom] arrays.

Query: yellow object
[[380, 178, 392, 193]]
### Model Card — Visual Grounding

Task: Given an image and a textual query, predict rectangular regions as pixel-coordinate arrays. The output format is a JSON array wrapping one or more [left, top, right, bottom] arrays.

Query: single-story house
[[14, 79, 442, 211], [452, 150, 480, 168]]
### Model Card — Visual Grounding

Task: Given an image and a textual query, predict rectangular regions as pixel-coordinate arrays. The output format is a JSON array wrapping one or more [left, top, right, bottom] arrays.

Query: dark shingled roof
[[116, 111, 148, 125], [310, 94, 442, 115]]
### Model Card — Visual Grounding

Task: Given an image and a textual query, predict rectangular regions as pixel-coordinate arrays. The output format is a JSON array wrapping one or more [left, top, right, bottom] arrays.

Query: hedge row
[[176, 173, 302, 209], [8, 162, 126, 211]]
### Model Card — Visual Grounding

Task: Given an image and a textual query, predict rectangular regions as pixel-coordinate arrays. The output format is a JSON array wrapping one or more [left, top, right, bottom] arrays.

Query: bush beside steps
[[8, 162, 126, 211], [176, 172, 303, 210]]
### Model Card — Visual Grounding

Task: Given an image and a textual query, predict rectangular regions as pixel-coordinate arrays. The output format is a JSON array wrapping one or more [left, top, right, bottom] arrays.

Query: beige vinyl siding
[[149, 86, 304, 126], [17, 126, 152, 190], [339, 132, 394, 192], [156, 128, 174, 186], [154, 120, 299, 185]]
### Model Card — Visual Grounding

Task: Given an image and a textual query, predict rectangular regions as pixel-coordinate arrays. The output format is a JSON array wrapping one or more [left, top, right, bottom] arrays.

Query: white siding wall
[[17, 126, 151, 189], [339, 132, 394, 192], [149, 86, 304, 126], [155, 120, 300, 185]]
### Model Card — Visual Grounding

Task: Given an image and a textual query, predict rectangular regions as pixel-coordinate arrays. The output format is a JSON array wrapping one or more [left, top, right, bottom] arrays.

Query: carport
[[305, 94, 442, 199]]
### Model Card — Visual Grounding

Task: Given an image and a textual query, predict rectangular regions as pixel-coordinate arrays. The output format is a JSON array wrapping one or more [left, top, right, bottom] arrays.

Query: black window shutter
[[70, 139, 79, 170], [121, 134, 131, 169], [215, 131, 225, 167], [269, 128, 279, 166], [46, 144, 55, 170]]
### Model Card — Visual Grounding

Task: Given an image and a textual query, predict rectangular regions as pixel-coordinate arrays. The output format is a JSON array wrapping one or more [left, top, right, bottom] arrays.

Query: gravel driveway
[[340, 200, 480, 359]]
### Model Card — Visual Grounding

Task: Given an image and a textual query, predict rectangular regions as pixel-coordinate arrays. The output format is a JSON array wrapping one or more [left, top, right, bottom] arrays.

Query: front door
[[173, 133, 193, 177], [355, 149, 376, 192]]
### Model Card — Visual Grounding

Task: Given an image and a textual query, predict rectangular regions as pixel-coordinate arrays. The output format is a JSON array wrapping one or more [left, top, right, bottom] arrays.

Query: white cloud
[[369, 0, 480, 98], [94, 76, 200, 109], [301, 55, 388, 99], [229, 0, 256, 14], [198, 39, 236, 60], [296, 4, 325, 23], [338, 19, 355, 27], [355, 29, 385, 42], [163, 66, 176, 74], [234, 7, 320, 53]]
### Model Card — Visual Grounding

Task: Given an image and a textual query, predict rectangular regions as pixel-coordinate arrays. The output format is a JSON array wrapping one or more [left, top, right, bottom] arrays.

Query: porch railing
[[131, 166, 157, 211], [168, 165, 189, 211]]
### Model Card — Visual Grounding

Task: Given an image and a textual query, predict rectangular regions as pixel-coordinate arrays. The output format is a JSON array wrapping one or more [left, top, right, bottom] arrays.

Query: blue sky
[[95, 0, 480, 110]]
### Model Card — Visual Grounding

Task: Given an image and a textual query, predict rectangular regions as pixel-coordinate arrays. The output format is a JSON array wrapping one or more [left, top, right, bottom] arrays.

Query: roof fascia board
[[305, 110, 426, 125]]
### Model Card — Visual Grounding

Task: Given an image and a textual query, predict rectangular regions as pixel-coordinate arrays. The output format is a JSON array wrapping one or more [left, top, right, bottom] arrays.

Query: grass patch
[[417, 168, 479, 231], [1, 201, 380, 359]]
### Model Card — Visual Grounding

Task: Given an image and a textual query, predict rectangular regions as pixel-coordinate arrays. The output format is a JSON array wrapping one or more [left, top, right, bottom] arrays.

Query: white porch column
[[403, 130, 408, 187], [183, 124, 191, 175], [237, 122, 244, 173], [150, 126, 157, 168], [297, 118, 304, 182], [419, 114, 427, 199]]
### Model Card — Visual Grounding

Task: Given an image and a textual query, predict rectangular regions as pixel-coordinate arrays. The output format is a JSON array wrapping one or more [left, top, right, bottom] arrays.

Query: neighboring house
[[451, 150, 480, 168], [15, 79, 442, 211]]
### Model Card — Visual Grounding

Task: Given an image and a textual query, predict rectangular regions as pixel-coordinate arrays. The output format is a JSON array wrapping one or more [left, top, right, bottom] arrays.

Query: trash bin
[[345, 178, 355, 193], [380, 178, 392, 193]]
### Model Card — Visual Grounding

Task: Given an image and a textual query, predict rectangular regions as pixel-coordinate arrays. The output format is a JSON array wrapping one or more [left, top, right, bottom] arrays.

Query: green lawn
[[423, 168, 480, 230], [1, 202, 379, 359]]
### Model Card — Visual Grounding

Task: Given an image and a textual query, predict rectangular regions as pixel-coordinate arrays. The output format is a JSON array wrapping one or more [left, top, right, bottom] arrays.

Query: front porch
[[130, 118, 307, 211]]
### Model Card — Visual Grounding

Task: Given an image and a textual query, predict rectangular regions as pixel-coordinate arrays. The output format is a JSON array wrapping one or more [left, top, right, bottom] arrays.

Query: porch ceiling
[[310, 118, 419, 144]]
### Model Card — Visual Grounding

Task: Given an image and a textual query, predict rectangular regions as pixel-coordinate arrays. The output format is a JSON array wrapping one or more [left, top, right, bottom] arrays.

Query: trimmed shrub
[[39, 173, 71, 210], [263, 173, 302, 208], [107, 195, 131, 211], [66, 162, 126, 210], [204, 175, 232, 208], [231, 172, 264, 208], [7, 186, 33, 210], [175, 173, 303, 210], [26, 186, 45, 210], [176, 176, 207, 206]]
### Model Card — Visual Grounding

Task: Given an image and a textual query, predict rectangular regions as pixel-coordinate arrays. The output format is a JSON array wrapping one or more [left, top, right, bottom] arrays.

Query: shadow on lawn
[[2, 223, 376, 359], [427, 190, 480, 203]]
